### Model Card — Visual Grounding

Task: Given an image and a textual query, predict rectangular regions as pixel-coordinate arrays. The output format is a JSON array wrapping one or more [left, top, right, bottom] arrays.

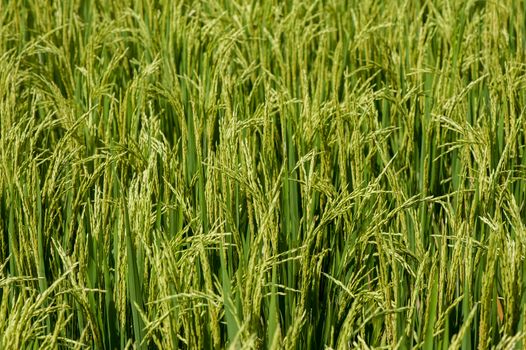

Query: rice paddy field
[[2, 0, 526, 349]]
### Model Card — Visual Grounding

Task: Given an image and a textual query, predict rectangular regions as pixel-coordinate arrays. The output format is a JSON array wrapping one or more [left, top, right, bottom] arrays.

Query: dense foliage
[[1, 0, 526, 348]]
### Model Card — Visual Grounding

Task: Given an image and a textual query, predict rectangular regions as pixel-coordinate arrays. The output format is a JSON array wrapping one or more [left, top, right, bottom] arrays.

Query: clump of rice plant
[[1, 0, 526, 349]]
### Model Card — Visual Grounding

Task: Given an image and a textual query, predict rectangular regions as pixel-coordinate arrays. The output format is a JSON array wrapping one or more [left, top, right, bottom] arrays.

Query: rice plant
[[1, 0, 526, 349]]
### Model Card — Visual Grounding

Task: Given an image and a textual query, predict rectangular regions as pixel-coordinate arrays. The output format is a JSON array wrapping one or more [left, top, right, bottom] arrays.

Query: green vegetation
[[1, 0, 526, 348]]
